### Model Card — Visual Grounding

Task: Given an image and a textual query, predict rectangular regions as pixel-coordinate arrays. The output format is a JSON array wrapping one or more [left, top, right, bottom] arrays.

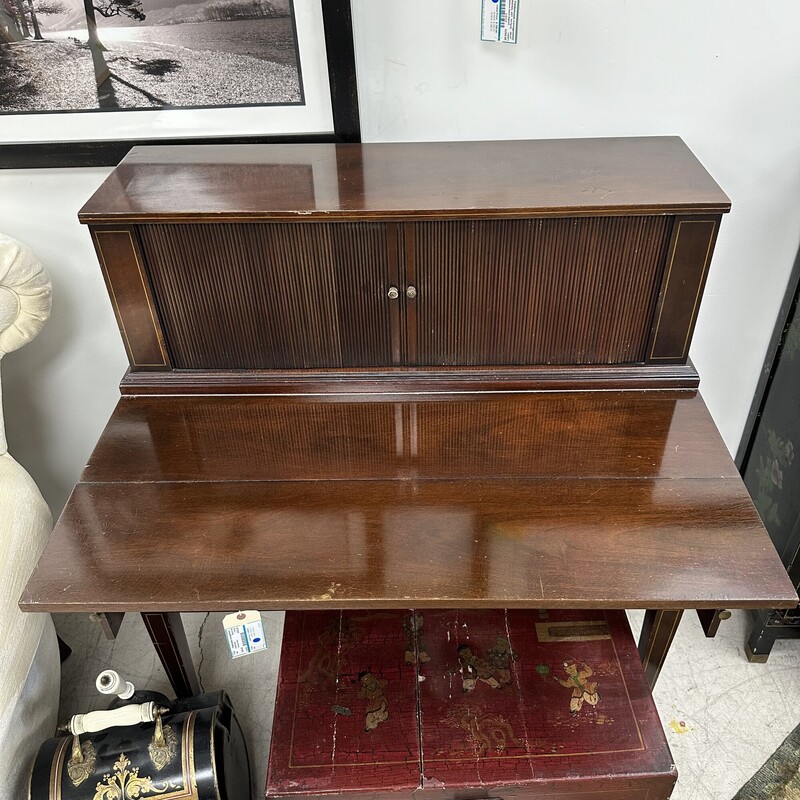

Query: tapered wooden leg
[[638, 609, 683, 689], [696, 608, 730, 638], [142, 612, 201, 698]]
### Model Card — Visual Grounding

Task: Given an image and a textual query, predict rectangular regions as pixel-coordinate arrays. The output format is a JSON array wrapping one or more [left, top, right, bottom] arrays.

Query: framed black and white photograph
[[0, 0, 359, 166]]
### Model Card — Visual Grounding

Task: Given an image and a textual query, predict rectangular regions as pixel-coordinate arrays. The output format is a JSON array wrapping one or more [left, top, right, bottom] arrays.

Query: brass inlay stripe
[[51, 736, 69, 800], [649, 219, 717, 361], [161, 711, 198, 799], [94, 229, 168, 368], [642, 610, 681, 684]]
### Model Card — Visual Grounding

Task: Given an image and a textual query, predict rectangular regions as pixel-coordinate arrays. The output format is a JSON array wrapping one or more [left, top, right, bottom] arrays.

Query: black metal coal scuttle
[[29, 669, 250, 800]]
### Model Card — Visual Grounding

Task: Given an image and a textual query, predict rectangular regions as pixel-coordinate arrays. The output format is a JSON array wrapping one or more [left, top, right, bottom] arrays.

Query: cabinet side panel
[[137, 222, 393, 369], [647, 216, 721, 363], [91, 227, 171, 370], [409, 216, 669, 367]]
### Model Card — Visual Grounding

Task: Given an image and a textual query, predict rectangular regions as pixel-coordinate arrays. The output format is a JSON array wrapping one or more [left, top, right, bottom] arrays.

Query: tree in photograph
[[0, 2, 24, 41], [82, 0, 145, 92], [11, 0, 30, 37], [24, 0, 42, 39]]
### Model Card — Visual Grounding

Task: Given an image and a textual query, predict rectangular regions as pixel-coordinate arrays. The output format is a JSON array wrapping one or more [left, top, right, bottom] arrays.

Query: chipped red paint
[[266, 610, 676, 800]]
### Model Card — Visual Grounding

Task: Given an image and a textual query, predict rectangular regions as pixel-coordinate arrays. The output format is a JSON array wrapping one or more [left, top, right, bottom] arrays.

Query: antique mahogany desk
[[20, 138, 797, 706]]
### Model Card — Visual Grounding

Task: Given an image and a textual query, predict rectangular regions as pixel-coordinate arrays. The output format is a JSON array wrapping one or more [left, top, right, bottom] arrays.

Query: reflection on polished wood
[[78, 138, 730, 223], [21, 391, 797, 613], [83, 391, 736, 482]]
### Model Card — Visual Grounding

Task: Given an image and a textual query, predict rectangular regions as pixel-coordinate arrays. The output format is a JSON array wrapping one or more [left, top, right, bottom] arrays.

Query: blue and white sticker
[[223, 611, 268, 659], [481, 0, 519, 43]]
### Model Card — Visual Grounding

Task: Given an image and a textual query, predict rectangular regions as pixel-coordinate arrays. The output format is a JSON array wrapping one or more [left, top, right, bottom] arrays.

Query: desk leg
[[638, 609, 683, 689], [142, 612, 201, 698]]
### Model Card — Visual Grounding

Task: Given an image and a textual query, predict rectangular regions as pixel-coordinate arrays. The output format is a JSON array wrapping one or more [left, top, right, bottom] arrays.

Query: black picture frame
[[0, 0, 360, 168]]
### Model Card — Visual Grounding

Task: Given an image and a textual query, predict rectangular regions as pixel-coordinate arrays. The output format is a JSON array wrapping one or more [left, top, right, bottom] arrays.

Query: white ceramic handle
[[96, 669, 134, 699], [69, 702, 157, 734]]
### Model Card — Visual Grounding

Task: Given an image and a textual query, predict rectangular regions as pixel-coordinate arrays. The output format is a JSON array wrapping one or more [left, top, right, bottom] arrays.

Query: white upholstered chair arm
[[0, 233, 59, 800]]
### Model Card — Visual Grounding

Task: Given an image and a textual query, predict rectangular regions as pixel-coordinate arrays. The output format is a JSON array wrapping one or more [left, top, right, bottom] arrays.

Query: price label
[[222, 611, 268, 659], [481, 0, 519, 43]]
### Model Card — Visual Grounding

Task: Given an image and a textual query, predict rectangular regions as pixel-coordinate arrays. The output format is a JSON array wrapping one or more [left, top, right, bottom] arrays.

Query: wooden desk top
[[78, 137, 730, 224], [20, 391, 796, 613]]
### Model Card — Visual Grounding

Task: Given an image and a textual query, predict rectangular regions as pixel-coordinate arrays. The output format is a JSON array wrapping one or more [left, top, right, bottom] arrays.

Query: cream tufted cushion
[[0, 234, 52, 356], [0, 234, 52, 455], [0, 233, 59, 799]]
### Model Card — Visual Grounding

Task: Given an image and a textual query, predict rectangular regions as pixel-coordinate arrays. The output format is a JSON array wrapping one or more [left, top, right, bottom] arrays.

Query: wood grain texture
[[81, 392, 738, 483], [20, 392, 797, 614], [78, 138, 730, 223], [19, 476, 797, 612], [648, 216, 721, 363], [117, 363, 702, 394], [408, 216, 669, 366], [139, 221, 394, 369], [91, 228, 170, 369], [638, 609, 684, 690]]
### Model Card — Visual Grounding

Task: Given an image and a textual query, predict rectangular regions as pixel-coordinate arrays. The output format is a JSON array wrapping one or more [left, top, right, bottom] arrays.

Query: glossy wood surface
[[20, 391, 797, 613], [118, 363, 702, 394], [81, 391, 737, 483], [78, 138, 730, 223]]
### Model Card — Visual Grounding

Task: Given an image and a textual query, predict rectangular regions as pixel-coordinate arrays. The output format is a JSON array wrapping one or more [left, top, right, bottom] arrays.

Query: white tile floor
[[54, 609, 800, 800]]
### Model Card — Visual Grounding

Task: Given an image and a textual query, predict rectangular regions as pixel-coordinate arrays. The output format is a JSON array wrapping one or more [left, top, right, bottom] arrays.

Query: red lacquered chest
[[266, 610, 676, 800]]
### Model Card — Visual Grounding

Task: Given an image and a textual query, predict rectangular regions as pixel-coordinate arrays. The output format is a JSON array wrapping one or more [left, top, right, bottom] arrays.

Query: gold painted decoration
[[447, 708, 522, 757], [357, 671, 389, 732], [557, 660, 601, 713], [93, 753, 169, 800], [67, 736, 96, 787], [457, 637, 516, 692], [535, 620, 611, 643], [148, 718, 178, 771]]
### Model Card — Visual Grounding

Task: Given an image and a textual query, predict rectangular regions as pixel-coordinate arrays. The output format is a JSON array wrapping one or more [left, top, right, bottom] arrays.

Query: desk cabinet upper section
[[79, 138, 730, 392]]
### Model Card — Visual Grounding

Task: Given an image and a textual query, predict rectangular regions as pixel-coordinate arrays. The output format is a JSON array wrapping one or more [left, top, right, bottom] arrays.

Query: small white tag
[[222, 611, 267, 659], [481, 0, 519, 43]]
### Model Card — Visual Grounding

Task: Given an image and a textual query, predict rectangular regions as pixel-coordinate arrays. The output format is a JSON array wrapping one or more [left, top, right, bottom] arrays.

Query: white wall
[[351, 0, 800, 454], [0, 169, 126, 515], [2, 0, 800, 517]]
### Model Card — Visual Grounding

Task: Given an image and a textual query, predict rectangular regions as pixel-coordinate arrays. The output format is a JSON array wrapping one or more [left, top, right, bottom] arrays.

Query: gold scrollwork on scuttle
[[93, 753, 169, 800], [148, 716, 178, 772], [66, 736, 96, 787]]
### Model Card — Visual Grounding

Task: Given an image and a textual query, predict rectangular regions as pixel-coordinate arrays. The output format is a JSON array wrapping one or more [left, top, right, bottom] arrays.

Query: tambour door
[[137, 222, 399, 369], [404, 217, 671, 366]]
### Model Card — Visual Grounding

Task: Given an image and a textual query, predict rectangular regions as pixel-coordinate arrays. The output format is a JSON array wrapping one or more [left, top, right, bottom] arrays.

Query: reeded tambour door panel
[[407, 217, 670, 366], [138, 222, 394, 369]]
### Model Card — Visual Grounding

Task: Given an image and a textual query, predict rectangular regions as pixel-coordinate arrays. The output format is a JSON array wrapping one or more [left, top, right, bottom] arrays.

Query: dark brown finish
[[78, 139, 730, 390], [21, 477, 796, 614], [78, 138, 730, 223], [407, 216, 669, 366], [24, 138, 798, 706], [138, 221, 395, 369], [90, 228, 170, 370], [80, 392, 737, 483], [140, 612, 201, 697], [648, 216, 721, 362], [20, 392, 797, 614], [638, 609, 684, 689], [118, 363, 702, 394], [89, 611, 125, 640], [696, 608, 728, 638]]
